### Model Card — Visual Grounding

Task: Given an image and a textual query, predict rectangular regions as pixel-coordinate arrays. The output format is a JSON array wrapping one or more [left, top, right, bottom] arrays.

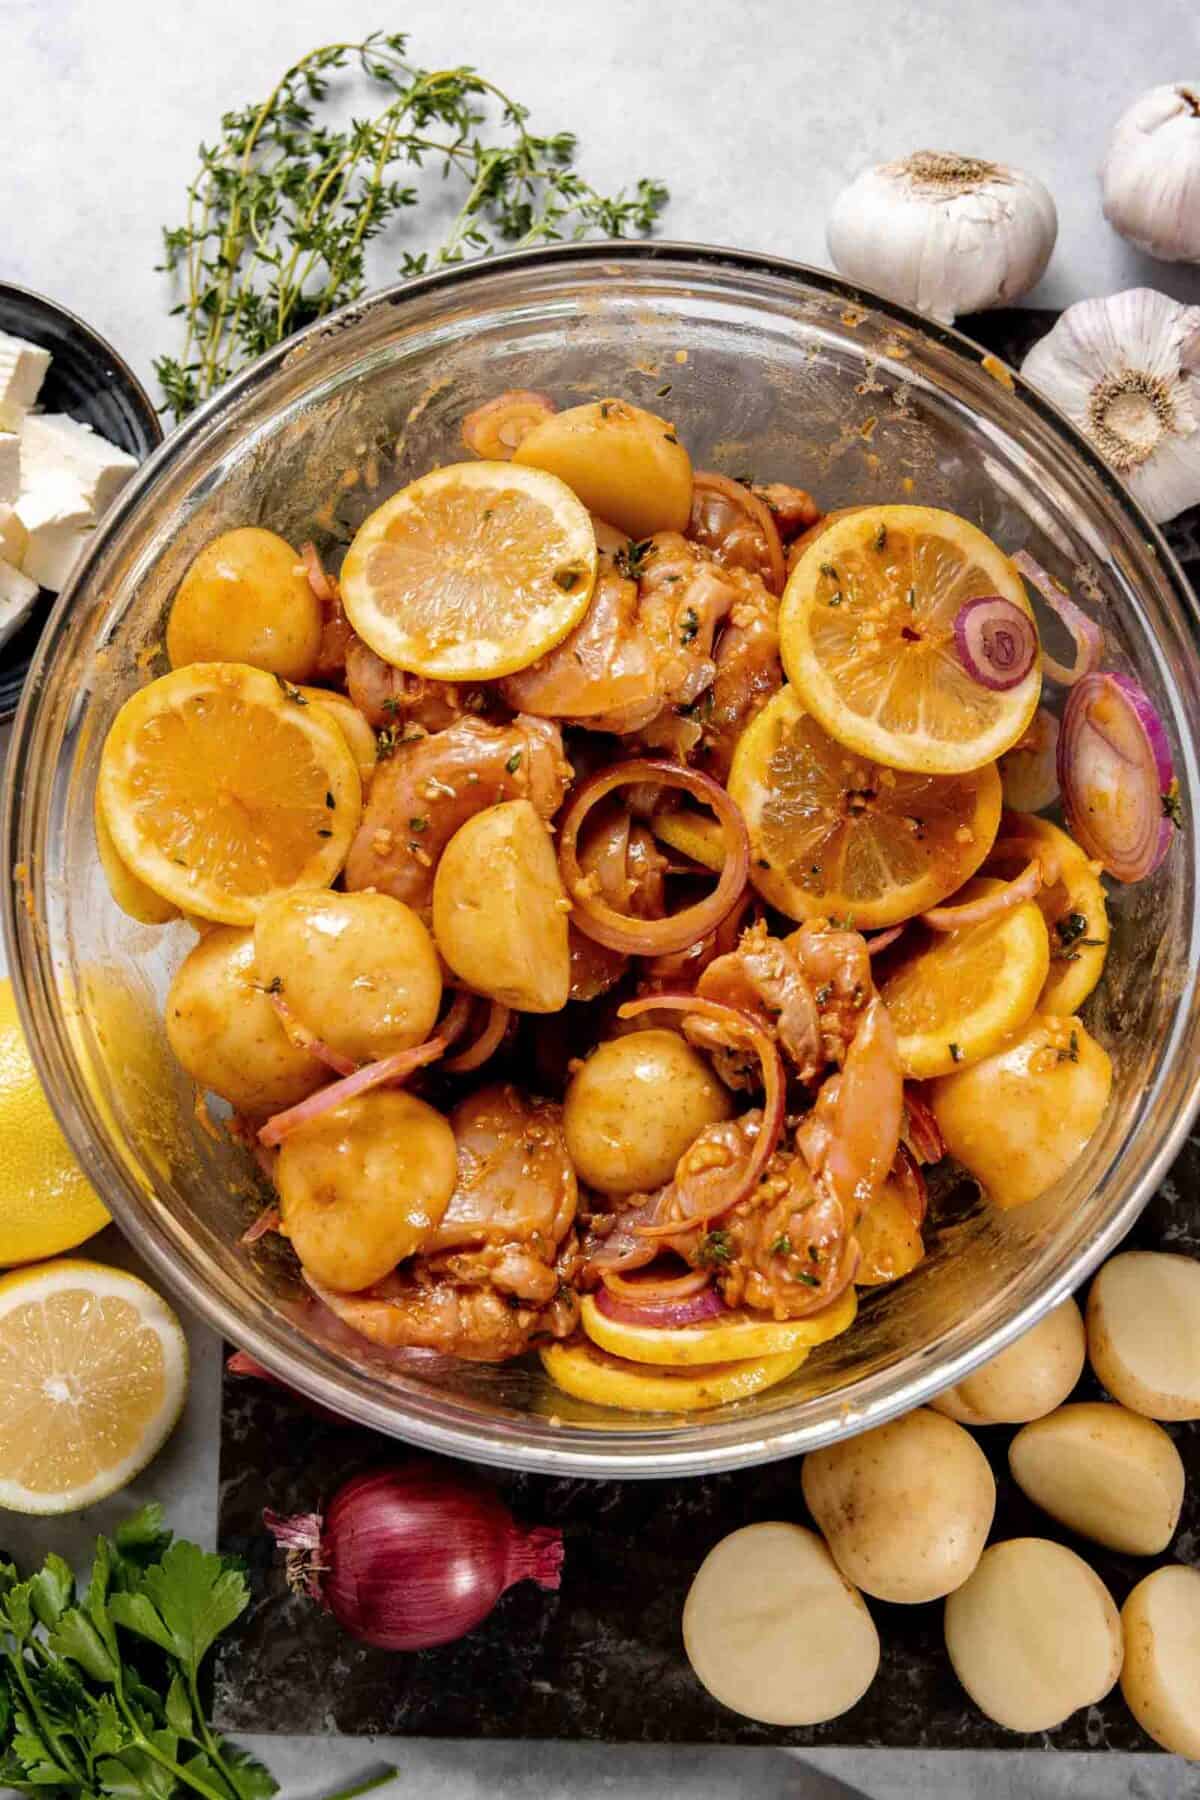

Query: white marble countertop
[[3, 1, 1200, 1796]]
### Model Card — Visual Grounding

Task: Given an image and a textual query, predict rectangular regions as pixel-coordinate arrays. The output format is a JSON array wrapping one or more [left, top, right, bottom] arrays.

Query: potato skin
[[930, 1014, 1111, 1210], [166, 926, 326, 1114], [513, 399, 693, 538], [167, 527, 322, 679], [254, 889, 442, 1062], [801, 1408, 995, 1603], [1086, 1251, 1200, 1421], [432, 799, 570, 1012], [930, 1296, 1085, 1425], [1008, 1401, 1184, 1555], [563, 1029, 733, 1195], [277, 1089, 458, 1290], [1120, 1565, 1200, 1759]]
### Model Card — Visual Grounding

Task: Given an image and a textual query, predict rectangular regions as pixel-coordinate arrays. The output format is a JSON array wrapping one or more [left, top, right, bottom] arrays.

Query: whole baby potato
[[944, 1538, 1123, 1732], [277, 1089, 458, 1291], [167, 527, 322, 679], [930, 1014, 1111, 1210], [165, 926, 326, 1114], [930, 1296, 1086, 1425], [801, 1408, 995, 1604], [1008, 1402, 1184, 1555], [563, 1028, 733, 1195], [254, 890, 441, 1063], [683, 1523, 880, 1726], [432, 799, 570, 1012], [1120, 1565, 1200, 1759], [514, 398, 693, 539], [1086, 1251, 1200, 1420]]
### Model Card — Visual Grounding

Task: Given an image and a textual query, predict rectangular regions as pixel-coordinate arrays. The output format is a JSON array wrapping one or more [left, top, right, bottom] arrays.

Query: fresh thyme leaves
[[769, 1234, 793, 1257], [614, 537, 655, 579], [1052, 910, 1104, 961], [679, 606, 700, 644], [1057, 1029, 1080, 1064], [553, 564, 584, 592], [274, 675, 307, 704], [948, 1041, 964, 1062], [505, 748, 524, 773], [697, 1229, 734, 1267], [154, 34, 668, 420], [1163, 783, 1185, 828]]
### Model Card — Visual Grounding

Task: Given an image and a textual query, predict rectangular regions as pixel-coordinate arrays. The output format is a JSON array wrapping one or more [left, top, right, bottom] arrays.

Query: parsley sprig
[[155, 33, 668, 419], [0, 1506, 387, 1800]]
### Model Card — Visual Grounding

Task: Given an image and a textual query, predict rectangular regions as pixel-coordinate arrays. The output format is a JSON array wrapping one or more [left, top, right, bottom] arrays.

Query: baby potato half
[[514, 398, 693, 540], [930, 1296, 1086, 1425], [433, 799, 570, 1012]]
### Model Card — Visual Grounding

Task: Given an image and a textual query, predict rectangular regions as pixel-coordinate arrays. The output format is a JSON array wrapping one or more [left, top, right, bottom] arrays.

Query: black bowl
[[0, 284, 162, 721]]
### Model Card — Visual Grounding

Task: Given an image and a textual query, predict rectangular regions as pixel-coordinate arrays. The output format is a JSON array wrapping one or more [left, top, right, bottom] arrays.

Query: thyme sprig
[[155, 33, 668, 420]]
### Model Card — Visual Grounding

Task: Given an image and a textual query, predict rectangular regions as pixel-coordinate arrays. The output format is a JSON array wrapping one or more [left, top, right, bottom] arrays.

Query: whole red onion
[[265, 1464, 564, 1651]]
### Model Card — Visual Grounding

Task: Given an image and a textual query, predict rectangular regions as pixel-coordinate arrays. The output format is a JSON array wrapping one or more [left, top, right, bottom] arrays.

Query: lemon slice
[[0, 1259, 187, 1513], [580, 1286, 855, 1368], [878, 879, 1050, 1078], [780, 505, 1041, 774], [651, 805, 727, 873], [997, 813, 1110, 1015], [0, 978, 110, 1265], [540, 1338, 807, 1413], [729, 685, 1002, 928], [340, 461, 597, 681], [298, 687, 379, 790], [98, 662, 362, 926]]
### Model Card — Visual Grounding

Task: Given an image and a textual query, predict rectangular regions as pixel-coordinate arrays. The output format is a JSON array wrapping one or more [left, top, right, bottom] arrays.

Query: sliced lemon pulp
[[0, 1259, 187, 1513], [579, 1285, 856, 1367], [539, 1338, 807, 1413], [98, 662, 362, 926], [780, 505, 1041, 773], [729, 685, 1002, 928], [339, 460, 597, 681], [878, 878, 1050, 1078]]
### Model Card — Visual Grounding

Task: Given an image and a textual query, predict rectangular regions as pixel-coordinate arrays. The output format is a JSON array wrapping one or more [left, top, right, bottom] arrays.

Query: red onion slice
[[594, 1284, 726, 1329], [1013, 551, 1104, 686], [1058, 671, 1176, 882], [921, 857, 1045, 931], [300, 541, 335, 603], [954, 596, 1038, 690]]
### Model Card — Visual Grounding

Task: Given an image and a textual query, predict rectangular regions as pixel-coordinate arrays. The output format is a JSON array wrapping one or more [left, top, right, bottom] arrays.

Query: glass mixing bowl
[[7, 245, 1200, 1477]]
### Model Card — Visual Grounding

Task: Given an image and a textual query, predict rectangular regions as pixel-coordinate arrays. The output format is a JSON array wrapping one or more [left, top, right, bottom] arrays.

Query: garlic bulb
[[826, 152, 1057, 325], [1102, 84, 1200, 263], [1022, 289, 1200, 523]]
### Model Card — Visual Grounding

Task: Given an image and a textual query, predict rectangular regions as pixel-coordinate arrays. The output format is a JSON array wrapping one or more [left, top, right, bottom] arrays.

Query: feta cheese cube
[[0, 558, 39, 641], [0, 504, 27, 567], [0, 332, 52, 432], [15, 477, 94, 592], [0, 433, 19, 504], [19, 413, 137, 519]]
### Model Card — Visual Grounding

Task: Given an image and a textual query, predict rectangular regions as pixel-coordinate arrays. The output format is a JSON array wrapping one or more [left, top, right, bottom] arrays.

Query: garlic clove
[[1022, 288, 1200, 524], [1102, 83, 1200, 264], [826, 151, 1057, 326]]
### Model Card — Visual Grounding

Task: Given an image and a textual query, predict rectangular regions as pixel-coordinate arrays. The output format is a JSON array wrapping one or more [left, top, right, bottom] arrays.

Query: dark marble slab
[[214, 306, 1200, 1749]]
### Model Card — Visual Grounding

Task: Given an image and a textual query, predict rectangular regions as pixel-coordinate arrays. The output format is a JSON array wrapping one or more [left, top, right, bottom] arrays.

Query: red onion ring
[[865, 924, 906, 957], [891, 1143, 928, 1228], [954, 595, 1038, 690], [920, 857, 1045, 931], [692, 469, 787, 595], [559, 760, 750, 956], [257, 991, 474, 1148], [442, 1000, 512, 1074], [901, 1087, 945, 1166], [1014, 551, 1104, 686], [601, 1265, 713, 1304], [594, 1283, 726, 1329], [1058, 670, 1176, 883], [617, 992, 785, 1236], [270, 993, 357, 1077], [239, 1204, 281, 1246], [301, 541, 335, 603]]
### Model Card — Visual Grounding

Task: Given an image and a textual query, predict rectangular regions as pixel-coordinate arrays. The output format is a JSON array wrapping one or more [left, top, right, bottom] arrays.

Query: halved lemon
[[651, 804, 726, 873], [539, 1338, 807, 1413], [0, 1259, 187, 1513], [780, 505, 1041, 773], [729, 685, 1002, 928], [877, 878, 1050, 1078], [339, 461, 597, 681], [995, 813, 1110, 1016], [98, 662, 362, 926], [580, 1285, 856, 1367]]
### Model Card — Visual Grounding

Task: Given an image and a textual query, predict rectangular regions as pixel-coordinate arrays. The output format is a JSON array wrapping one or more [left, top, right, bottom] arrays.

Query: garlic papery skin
[[1022, 289, 1200, 524], [826, 151, 1057, 326], [1102, 84, 1200, 263]]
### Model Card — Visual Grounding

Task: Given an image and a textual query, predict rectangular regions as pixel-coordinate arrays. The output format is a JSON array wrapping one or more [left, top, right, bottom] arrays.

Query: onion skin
[[558, 760, 750, 956], [954, 596, 1037, 690], [265, 1465, 564, 1651], [1058, 671, 1175, 882], [595, 1283, 725, 1328]]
